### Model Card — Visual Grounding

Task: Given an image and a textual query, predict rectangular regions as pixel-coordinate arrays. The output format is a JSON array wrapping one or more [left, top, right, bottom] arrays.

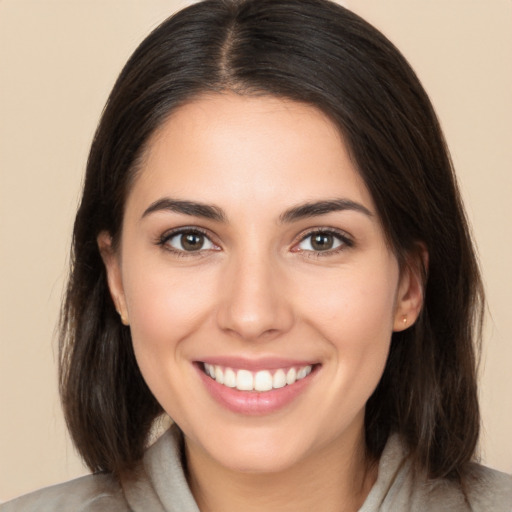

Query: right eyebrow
[[141, 198, 227, 223]]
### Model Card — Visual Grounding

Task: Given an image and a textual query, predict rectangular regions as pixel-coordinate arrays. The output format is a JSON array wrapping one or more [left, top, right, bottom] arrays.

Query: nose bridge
[[216, 241, 293, 340]]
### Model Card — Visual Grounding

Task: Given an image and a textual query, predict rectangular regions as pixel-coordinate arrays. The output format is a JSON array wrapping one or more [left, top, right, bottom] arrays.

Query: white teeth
[[214, 366, 224, 384], [236, 369, 254, 391], [224, 368, 236, 388], [297, 366, 308, 379], [297, 366, 312, 379], [203, 363, 313, 392], [254, 370, 273, 392], [205, 363, 215, 378], [286, 367, 297, 385], [273, 369, 287, 389]]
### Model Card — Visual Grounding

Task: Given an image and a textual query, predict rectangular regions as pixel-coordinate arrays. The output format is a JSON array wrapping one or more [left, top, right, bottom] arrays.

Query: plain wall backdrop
[[1, 0, 511, 502]]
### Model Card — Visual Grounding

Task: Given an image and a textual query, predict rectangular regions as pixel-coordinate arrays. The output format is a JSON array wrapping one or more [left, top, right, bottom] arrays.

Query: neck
[[185, 426, 377, 512]]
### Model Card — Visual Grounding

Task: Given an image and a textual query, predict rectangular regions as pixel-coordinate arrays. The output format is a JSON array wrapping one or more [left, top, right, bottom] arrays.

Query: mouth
[[202, 362, 314, 392], [196, 360, 320, 415]]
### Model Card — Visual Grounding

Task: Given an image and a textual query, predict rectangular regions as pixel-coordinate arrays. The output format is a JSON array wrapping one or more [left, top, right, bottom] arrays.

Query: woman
[[2, 0, 510, 510]]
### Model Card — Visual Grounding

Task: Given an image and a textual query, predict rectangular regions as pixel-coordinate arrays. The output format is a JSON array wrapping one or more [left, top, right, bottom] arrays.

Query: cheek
[[121, 262, 221, 424], [309, 275, 396, 421], [300, 262, 399, 344], [122, 261, 217, 361], [298, 260, 398, 398]]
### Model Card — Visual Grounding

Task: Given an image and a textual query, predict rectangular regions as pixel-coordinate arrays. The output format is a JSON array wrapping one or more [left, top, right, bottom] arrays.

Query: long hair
[[60, 0, 483, 479]]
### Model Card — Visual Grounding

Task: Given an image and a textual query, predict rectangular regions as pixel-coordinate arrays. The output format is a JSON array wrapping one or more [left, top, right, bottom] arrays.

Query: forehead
[[127, 93, 375, 218]]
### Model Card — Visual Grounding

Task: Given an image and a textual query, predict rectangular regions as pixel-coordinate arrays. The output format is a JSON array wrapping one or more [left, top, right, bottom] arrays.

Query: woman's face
[[101, 93, 421, 474]]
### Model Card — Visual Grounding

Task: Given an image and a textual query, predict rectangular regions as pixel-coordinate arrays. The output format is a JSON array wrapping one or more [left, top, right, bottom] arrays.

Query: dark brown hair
[[60, 0, 483, 481]]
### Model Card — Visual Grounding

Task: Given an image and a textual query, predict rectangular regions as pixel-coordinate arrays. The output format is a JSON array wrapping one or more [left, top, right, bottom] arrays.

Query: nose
[[216, 251, 294, 341]]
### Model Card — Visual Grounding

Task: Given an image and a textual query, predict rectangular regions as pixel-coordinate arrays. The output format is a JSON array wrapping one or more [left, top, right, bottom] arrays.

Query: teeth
[[254, 370, 273, 392], [205, 363, 214, 378], [273, 369, 286, 389], [236, 370, 253, 391], [286, 367, 297, 385], [298, 366, 311, 379], [215, 366, 224, 384], [224, 368, 236, 388], [203, 363, 313, 392]]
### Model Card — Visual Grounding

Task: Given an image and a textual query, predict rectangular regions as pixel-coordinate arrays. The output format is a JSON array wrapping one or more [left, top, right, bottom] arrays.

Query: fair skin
[[99, 93, 424, 512]]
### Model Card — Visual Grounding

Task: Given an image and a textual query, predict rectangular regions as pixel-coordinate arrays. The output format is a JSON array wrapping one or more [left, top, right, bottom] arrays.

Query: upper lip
[[197, 356, 319, 371]]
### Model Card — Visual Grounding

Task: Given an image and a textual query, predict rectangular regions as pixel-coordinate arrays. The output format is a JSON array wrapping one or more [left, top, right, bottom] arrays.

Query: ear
[[393, 244, 428, 332], [97, 231, 129, 326]]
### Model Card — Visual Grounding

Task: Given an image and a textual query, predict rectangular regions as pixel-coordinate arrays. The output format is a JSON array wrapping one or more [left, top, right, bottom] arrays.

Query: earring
[[402, 316, 408, 325], [116, 309, 129, 326]]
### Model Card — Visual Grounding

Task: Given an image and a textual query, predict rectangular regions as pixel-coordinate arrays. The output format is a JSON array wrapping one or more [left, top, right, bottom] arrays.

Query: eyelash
[[156, 227, 354, 258]]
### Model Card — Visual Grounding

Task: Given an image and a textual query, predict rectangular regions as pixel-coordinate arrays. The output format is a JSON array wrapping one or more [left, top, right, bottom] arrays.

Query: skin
[[99, 93, 424, 512]]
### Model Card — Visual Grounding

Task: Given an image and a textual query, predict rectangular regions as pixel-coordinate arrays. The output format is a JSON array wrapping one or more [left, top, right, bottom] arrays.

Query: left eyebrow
[[279, 199, 373, 223]]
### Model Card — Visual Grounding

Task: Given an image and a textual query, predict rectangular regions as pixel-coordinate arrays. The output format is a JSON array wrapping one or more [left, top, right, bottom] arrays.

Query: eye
[[296, 230, 351, 253], [161, 229, 217, 253]]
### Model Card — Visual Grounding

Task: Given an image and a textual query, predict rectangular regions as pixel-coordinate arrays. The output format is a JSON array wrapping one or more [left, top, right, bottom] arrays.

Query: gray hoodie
[[2, 425, 511, 512]]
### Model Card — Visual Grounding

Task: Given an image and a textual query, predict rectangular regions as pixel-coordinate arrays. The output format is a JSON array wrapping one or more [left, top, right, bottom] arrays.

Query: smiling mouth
[[201, 363, 315, 392]]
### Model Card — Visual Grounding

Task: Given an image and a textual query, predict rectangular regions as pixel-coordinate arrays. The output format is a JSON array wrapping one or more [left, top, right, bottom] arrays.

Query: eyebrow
[[141, 197, 372, 223], [141, 198, 227, 222], [279, 199, 373, 223]]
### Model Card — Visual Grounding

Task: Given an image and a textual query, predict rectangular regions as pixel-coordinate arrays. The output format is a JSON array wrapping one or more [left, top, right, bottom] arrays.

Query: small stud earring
[[116, 309, 129, 326], [402, 316, 408, 325]]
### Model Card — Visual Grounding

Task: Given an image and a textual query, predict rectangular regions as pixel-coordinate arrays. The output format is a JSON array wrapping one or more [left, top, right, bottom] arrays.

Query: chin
[[211, 443, 306, 474], [187, 420, 321, 475]]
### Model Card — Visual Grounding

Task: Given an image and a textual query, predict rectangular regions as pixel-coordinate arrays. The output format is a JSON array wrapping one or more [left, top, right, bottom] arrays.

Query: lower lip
[[196, 364, 318, 416]]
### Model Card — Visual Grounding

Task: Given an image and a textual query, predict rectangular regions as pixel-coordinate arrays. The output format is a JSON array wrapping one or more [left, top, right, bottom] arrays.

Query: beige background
[[1, 0, 511, 502]]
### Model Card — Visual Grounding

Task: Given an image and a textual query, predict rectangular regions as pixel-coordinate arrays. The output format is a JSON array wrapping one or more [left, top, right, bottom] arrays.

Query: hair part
[[60, 0, 483, 480]]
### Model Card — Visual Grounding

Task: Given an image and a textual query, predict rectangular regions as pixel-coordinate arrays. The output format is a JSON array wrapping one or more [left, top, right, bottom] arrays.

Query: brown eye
[[165, 230, 215, 252], [297, 231, 348, 253], [311, 233, 335, 251], [181, 233, 205, 251]]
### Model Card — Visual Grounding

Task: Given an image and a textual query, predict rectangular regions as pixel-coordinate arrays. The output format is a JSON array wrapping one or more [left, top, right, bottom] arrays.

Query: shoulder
[[0, 426, 195, 512], [424, 464, 512, 512], [365, 435, 512, 512], [0, 472, 129, 512]]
